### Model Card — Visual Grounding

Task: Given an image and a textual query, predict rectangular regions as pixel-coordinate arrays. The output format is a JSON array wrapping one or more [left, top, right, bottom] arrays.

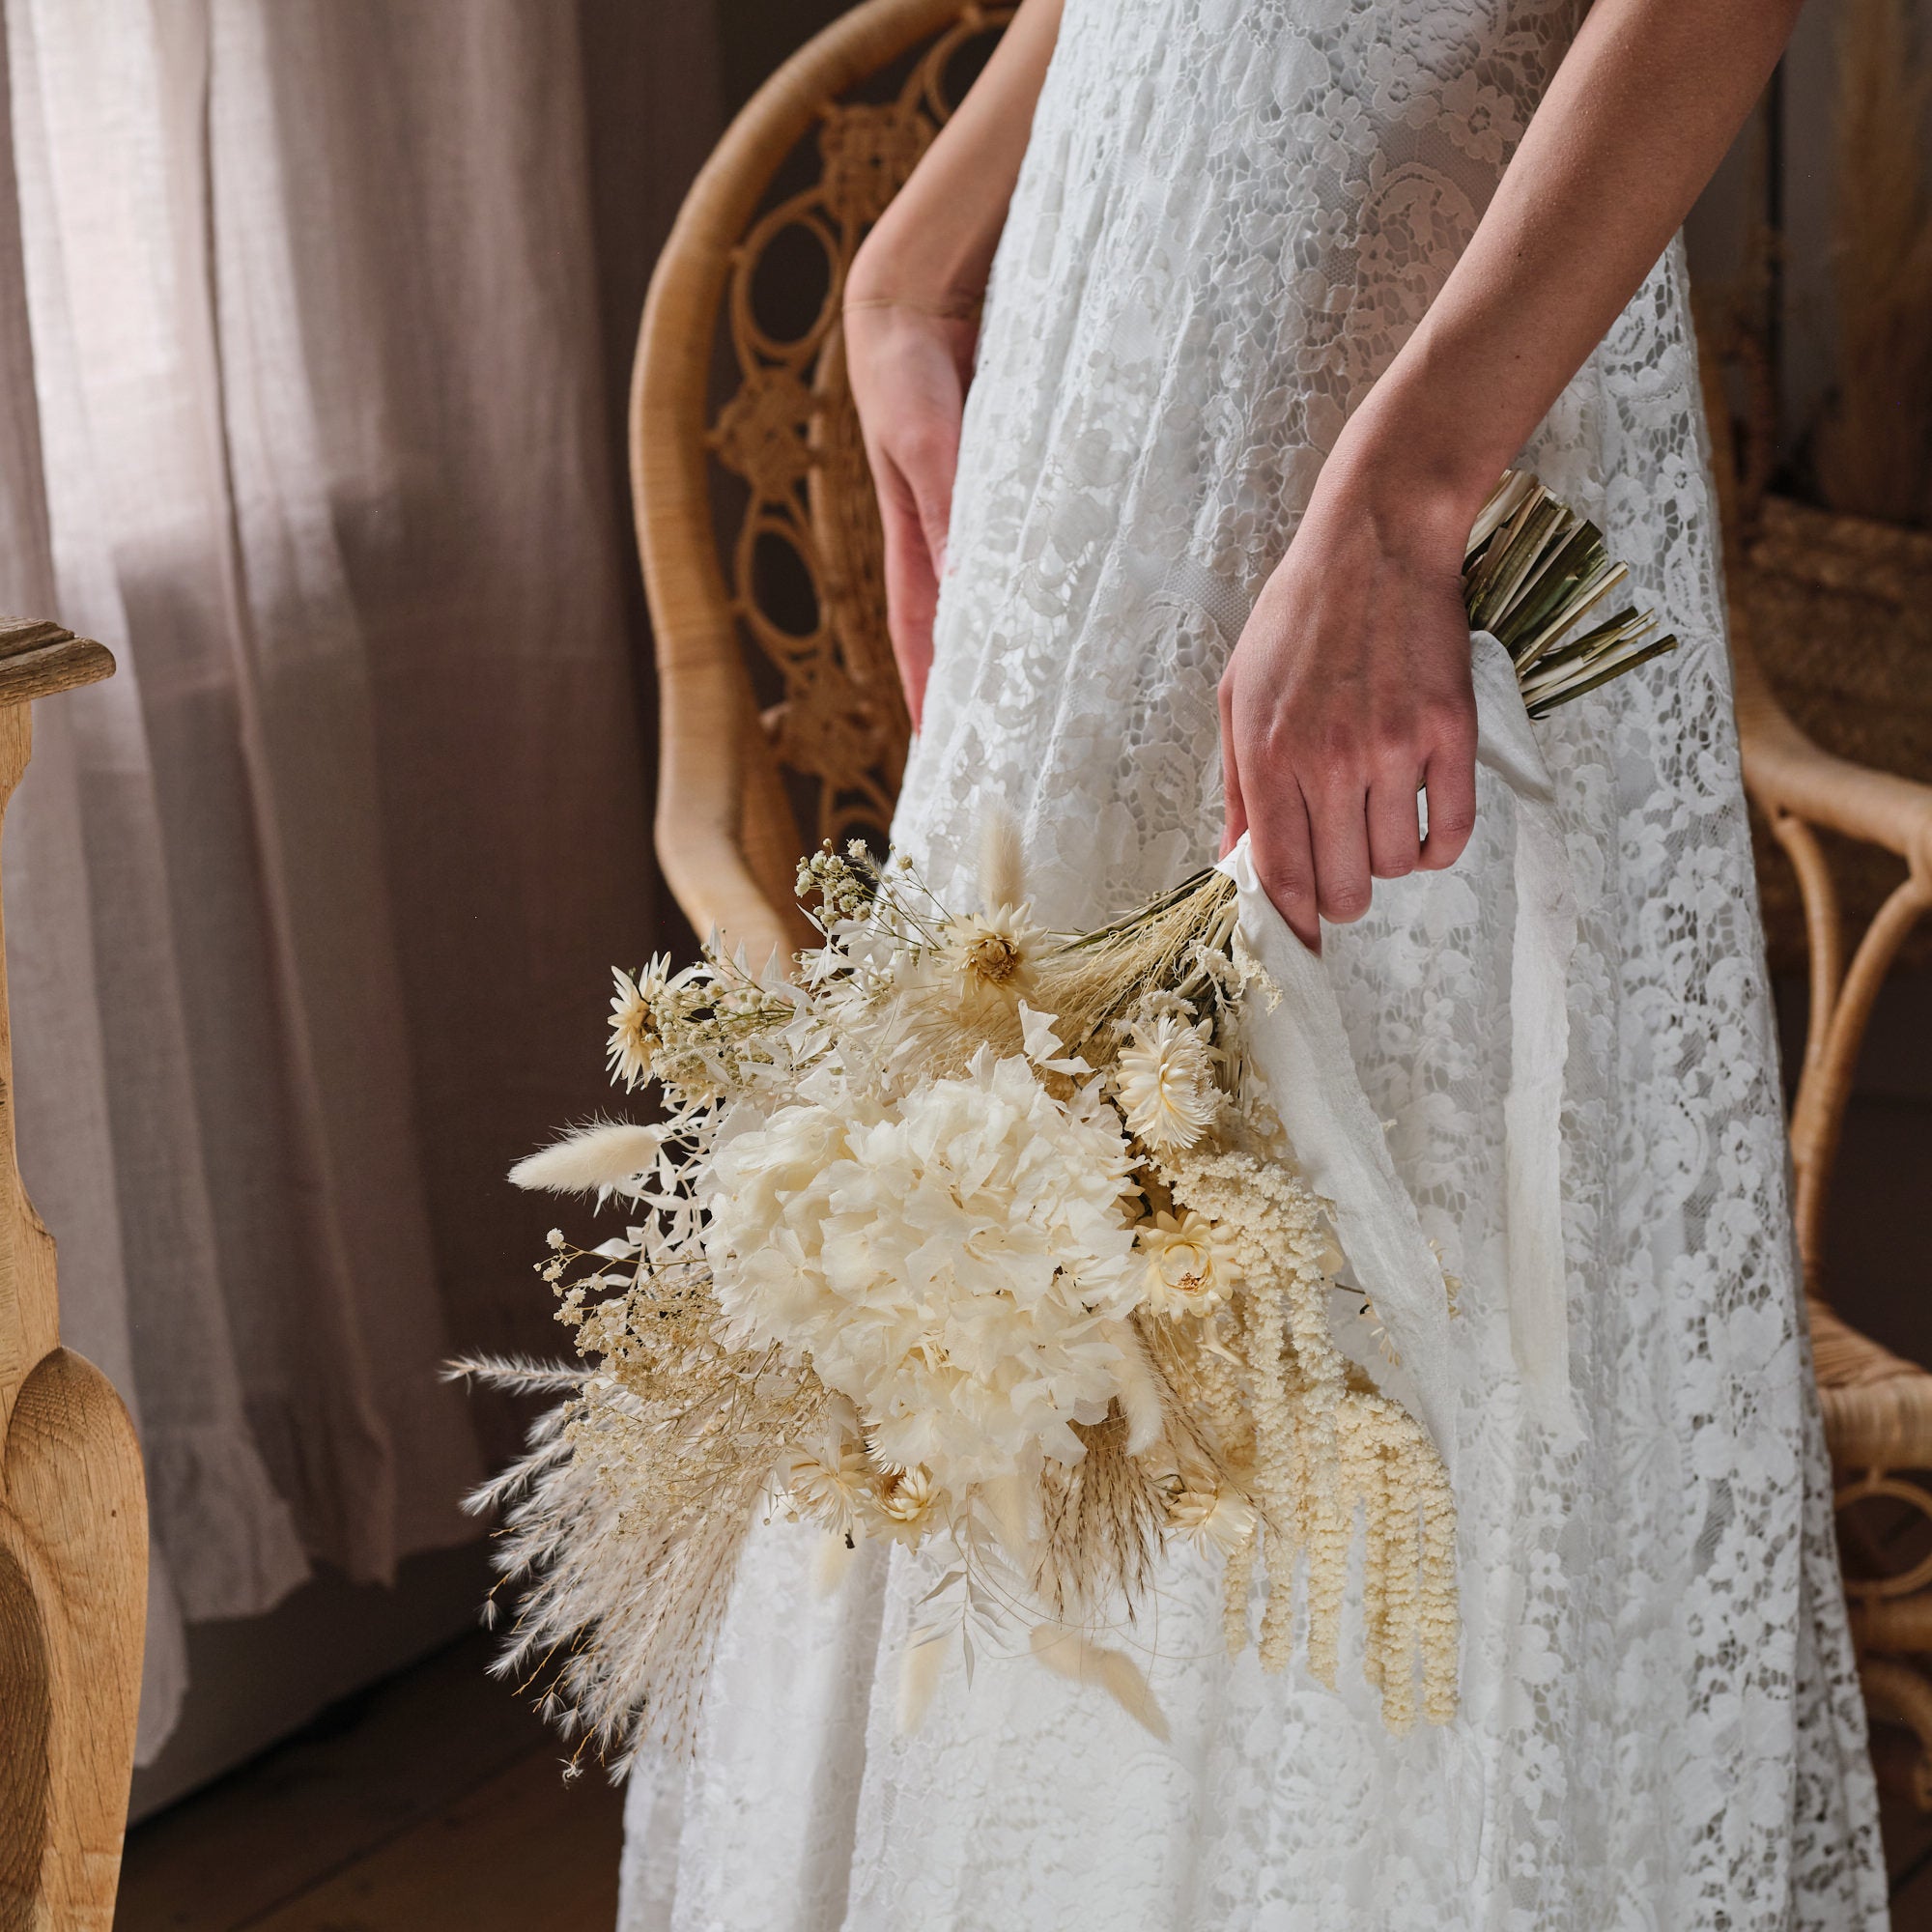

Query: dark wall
[[717, 1, 853, 111]]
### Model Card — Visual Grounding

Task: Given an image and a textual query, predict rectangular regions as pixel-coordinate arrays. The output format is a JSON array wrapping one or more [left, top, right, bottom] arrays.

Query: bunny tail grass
[[510, 1121, 663, 1194]]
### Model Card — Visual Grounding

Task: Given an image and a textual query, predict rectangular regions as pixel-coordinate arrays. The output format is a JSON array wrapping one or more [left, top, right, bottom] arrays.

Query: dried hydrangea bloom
[[704, 1050, 1143, 1492]]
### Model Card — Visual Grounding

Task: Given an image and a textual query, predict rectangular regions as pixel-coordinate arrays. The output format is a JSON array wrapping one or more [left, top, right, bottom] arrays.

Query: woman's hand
[[832, 0, 1064, 725], [843, 299, 979, 729], [1206, 0, 1805, 951], [1218, 454, 1479, 951]]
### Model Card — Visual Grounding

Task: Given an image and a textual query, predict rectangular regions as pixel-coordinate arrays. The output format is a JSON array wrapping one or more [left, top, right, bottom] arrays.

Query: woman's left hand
[[1218, 455, 1480, 952]]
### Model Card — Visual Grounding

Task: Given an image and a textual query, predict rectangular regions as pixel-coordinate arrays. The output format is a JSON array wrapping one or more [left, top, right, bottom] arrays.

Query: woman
[[619, 1, 1887, 1925]]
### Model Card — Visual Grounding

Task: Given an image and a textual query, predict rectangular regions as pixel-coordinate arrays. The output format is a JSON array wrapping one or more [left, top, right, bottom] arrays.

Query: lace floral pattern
[[620, 1, 1886, 1924]]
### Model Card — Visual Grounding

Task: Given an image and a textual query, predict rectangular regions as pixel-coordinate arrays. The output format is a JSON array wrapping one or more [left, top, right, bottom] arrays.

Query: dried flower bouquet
[[461, 472, 1672, 1769]]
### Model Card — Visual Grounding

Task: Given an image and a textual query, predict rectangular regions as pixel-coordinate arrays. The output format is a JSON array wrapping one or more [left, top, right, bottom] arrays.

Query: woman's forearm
[[846, 0, 1064, 308], [1333, 0, 1804, 546]]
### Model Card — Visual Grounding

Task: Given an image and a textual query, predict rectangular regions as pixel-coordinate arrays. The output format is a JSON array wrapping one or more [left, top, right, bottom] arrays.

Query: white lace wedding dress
[[618, 0, 1888, 1924]]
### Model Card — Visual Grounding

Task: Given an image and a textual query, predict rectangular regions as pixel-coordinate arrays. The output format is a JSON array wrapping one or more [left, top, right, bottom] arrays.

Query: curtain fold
[[0, 0, 669, 1760]]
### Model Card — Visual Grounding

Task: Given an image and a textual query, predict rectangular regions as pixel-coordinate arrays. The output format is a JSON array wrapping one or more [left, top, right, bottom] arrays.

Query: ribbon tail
[[1217, 838, 1460, 1467], [1472, 631, 1581, 1442]]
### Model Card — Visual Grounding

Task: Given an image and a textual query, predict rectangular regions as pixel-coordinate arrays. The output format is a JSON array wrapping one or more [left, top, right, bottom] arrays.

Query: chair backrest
[[632, 0, 1011, 967]]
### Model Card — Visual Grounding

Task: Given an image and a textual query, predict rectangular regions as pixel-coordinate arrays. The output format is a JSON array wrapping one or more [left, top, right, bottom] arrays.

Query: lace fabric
[[620, 1, 1888, 1924]]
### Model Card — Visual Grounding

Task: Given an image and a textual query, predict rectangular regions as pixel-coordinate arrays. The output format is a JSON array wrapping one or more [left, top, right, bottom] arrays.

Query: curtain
[[0, 0, 676, 1759]]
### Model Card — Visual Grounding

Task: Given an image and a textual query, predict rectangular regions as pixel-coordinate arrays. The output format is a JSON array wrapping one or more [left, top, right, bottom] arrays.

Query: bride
[[620, 0, 1887, 1924]]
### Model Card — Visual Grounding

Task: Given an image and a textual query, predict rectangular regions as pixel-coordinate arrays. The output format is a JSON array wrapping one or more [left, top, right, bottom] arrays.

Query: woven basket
[[1739, 497, 1932, 973]]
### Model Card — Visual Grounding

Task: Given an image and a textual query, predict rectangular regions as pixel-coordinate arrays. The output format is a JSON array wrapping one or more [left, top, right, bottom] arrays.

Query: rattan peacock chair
[[633, 0, 1932, 1801]]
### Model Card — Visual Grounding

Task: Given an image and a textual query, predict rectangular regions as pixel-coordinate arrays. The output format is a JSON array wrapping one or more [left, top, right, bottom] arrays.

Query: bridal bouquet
[[463, 472, 1673, 1768]]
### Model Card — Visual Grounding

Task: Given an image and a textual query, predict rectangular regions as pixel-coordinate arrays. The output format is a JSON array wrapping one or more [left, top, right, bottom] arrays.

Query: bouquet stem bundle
[[1466, 469, 1678, 716]]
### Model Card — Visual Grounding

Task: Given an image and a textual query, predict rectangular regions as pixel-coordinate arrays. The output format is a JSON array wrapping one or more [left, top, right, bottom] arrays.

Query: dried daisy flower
[[937, 905, 1039, 1003], [1136, 1208, 1242, 1317], [1115, 1012, 1217, 1150], [607, 956, 673, 1091], [1166, 1484, 1257, 1555], [782, 1442, 874, 1538], [869, 1465, 939, 1544]]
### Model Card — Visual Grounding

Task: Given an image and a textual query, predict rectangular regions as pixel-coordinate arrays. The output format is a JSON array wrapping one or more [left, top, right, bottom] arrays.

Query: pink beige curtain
[[0, 0, 692, 1758]]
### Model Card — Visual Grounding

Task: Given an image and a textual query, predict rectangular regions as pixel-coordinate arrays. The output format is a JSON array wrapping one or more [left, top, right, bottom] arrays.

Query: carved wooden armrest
[[0, 617, 148, 1929]]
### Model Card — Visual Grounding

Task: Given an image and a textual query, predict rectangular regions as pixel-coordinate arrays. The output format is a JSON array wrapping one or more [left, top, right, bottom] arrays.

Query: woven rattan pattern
[[708, 11, 1009, 864], [1739, 497, 1932, 975]]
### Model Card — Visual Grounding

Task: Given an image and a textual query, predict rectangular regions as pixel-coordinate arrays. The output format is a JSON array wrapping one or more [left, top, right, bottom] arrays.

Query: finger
[[1218, 676, 1247, 858], [1366, 761, 1423, 879], [1249, 773, 1321, 952], [1417, 744, 1478, 871], [1307, 777, 1374, 925], [874, 457, 938, 727], [896, 417, 960, 583]]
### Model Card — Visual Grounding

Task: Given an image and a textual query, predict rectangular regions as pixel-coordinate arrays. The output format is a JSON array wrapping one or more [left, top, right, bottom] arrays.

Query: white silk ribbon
[[1215, 630, 1578, 1449], [1468, 629, 1580, 1441]]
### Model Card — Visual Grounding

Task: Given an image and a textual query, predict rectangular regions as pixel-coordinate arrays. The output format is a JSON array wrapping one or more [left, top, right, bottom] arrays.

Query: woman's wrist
[[1311, 414, 1489, 570], [1321, 328, 1541, 561], [842, 290, 982, 324], [847, 205, 994, 319]]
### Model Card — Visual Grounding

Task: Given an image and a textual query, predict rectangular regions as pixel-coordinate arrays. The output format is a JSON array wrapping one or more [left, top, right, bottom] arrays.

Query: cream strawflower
[[870, 1465, 938, 1544], [782, 1442, 873, 1536], [1167, 1485, 1258, 1555], [1137, 1208, 1242, 1316], [704, 1048, 1143, 1492], [1114, 1013, 1216, 1150], [936, 905, 1040, 1004], [607, 955, 673, 1091]]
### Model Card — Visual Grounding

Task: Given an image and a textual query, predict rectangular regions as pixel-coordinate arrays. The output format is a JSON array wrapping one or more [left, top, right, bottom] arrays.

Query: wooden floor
[[116, 1634, 625, 1931], [115, 1631, 1932, 1928]]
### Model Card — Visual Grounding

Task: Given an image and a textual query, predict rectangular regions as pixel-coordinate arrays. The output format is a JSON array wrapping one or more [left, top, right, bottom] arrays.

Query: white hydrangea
[[703, 1049, 1145, 1492]]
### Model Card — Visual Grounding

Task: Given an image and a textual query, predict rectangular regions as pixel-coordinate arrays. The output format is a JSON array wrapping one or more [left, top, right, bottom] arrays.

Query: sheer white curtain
[[0, 0, 673, 1757]]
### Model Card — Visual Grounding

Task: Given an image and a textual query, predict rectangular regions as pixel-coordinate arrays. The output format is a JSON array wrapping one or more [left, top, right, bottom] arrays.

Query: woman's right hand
[[842, 298, 979, 730]]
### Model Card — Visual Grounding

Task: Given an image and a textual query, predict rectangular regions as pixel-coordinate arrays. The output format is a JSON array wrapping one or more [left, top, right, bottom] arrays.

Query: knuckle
[[1422, 697, 1478, 753], [1369, 732, 1422, 779], [1260, 857, 1313, 905], [1312, 718, 1364, 772], [1321, 882, 1371, 923], [897, 426, 946, 472]]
